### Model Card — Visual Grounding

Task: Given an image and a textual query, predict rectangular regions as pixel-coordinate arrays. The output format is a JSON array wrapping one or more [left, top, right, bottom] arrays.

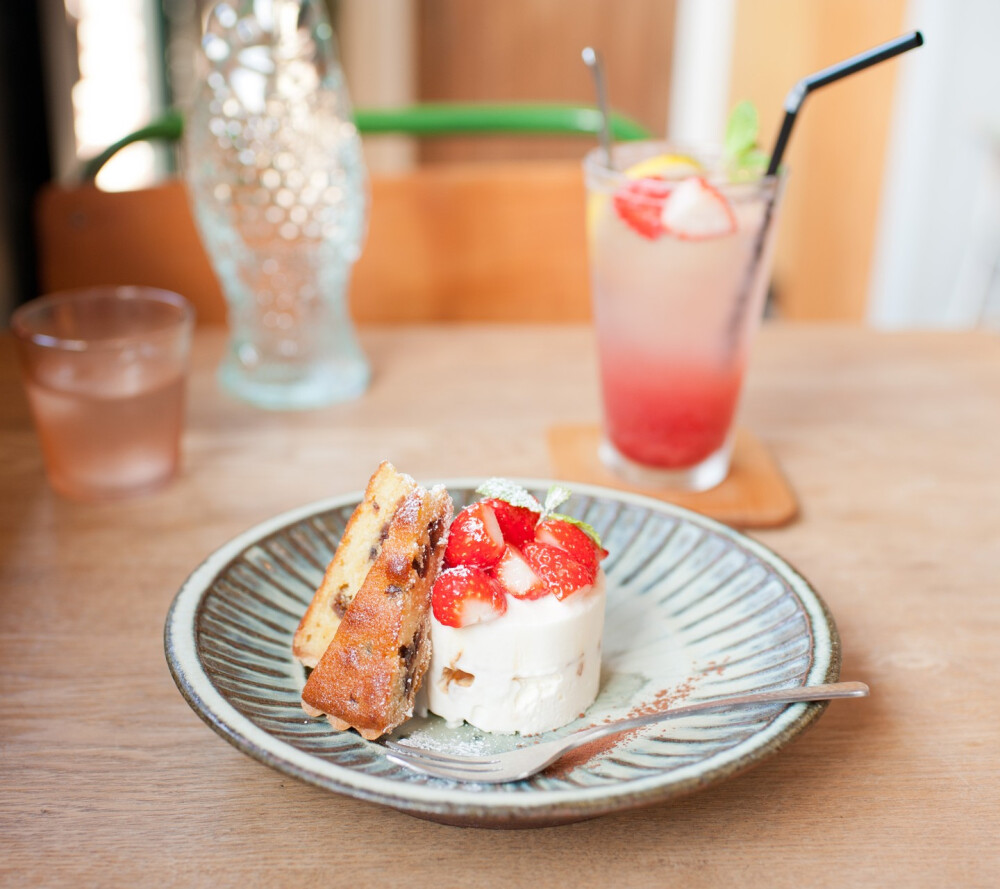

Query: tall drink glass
[[11, 287, 194, 501], [584, 143, 786, 491]]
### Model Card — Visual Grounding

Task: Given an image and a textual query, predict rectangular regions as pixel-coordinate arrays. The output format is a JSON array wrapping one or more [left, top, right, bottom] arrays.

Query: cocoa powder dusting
[[545, 660, 729, 778], [545, 726, 643, 776]]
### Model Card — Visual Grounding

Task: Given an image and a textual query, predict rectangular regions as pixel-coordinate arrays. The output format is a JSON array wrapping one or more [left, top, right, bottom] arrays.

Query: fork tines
[[384, 740, 501, 766], [384, 740, 506, 781]]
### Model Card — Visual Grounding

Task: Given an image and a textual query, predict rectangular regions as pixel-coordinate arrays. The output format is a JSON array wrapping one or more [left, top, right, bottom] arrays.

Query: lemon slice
[[624, 153, 702, 180], [586, 191, 608, 239]]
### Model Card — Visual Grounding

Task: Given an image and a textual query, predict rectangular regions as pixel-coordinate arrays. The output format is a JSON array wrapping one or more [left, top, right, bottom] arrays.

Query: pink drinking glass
[[11, 287, 194, 501], [584, 143, 787, 491]]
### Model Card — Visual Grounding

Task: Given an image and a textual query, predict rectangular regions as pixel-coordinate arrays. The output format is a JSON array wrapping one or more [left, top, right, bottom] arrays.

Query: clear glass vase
[[184, 0, 369, 409]]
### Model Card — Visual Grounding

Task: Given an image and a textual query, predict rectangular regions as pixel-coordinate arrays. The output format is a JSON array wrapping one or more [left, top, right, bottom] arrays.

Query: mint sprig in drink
[[584, 106, 784, 491]]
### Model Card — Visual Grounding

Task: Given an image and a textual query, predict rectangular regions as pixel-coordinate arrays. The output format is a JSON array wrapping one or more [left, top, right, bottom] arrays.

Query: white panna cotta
[[426, 572, 606, 735]]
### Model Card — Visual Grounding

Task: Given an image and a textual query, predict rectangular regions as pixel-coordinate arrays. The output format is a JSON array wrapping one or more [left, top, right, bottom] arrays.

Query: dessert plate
[[165, 480, 839, 828]]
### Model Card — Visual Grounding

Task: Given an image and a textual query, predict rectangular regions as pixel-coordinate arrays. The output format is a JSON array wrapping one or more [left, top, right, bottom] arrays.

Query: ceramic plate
[[165, 480, 839, 828]]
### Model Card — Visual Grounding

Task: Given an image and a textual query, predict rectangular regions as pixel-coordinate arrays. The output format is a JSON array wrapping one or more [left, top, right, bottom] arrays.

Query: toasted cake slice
[[293, 462, 418, 669], [301, 483, 453, 739]]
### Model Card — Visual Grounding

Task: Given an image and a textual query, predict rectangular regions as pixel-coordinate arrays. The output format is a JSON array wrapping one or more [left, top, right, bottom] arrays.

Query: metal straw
[[582, 47, 614, 169]]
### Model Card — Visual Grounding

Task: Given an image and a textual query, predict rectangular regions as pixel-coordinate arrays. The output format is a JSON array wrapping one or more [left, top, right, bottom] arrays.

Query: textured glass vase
[[185, 0, 369, 409]]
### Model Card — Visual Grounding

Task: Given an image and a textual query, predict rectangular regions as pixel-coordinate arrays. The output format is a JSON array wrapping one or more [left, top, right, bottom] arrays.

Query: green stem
[[353, 104, 650, 140], [80, 104, 650, 181], [80, 108, 185, 181]]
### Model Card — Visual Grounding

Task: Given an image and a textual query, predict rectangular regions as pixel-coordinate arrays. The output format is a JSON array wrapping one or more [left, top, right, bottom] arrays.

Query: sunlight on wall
[[65, 0, 159, 191]]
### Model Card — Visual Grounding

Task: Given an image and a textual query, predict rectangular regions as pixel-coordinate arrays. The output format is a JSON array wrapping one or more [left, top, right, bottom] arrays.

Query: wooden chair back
[[34, 161, 592, 324]]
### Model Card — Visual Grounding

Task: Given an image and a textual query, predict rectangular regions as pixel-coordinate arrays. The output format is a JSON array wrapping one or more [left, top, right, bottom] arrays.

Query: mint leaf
[[743, 148, 768, 170], [725, 101, 769, 182], [548, 513, 603, 547], [475, 478, 542, 512], [730, 147, 768, 182], [725, 100, 758, 160], [543, 485, 571, 515]]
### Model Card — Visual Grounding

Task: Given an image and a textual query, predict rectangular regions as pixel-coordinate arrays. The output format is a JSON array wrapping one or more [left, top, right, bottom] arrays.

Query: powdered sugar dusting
[[394, 492, 421, 523]]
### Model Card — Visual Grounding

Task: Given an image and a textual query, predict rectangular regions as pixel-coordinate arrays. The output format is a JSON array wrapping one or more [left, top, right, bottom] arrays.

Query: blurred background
[[2, 0, 999, 328]]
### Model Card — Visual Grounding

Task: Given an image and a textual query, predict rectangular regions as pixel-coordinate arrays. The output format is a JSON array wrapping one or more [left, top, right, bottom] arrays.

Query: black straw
[[725, 30, 924, 353], [766, 31, 923, 176]]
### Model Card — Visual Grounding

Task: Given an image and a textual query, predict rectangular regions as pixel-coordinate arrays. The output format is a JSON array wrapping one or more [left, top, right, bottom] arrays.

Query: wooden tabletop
[[2, 324, 998, 887]]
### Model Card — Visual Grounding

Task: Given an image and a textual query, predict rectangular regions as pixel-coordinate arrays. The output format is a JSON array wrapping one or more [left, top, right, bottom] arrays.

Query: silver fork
[[384, 681, 868, 783]]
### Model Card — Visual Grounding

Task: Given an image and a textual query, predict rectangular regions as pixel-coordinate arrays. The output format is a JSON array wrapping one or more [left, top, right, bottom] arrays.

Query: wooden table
[[2, 324, 998, 887]]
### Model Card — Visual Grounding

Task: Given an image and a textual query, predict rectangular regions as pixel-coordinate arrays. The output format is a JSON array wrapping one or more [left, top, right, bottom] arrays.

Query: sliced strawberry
[[660, 176, 736, 241], [444, 501, 505, 569], [534, 518, 607, 577], [432, 566, 508, 628], [492, 544, 547, 600], [480, 498, 540, 547], [613, 177, 673, 240], [521, 542, 595, 601]]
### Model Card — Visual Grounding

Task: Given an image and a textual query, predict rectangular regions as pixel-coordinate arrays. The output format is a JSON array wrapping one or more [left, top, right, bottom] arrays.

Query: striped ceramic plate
[[165, 480, 839, 828]]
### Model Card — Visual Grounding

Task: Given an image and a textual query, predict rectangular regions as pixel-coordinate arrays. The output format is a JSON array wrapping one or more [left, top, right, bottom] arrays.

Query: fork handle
[[568, 681, 869, 748]]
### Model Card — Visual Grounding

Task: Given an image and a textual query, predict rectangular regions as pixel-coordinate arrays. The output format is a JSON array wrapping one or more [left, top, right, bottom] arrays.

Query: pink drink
[[584, 144, 784, 490], [25, 372, 185, 500], [12, 287, 193, 501], [598, 353, 743, 468]]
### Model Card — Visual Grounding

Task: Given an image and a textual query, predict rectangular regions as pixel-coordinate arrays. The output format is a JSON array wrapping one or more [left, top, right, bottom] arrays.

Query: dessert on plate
[[426, 480, 608, 734], [293, 468, 608, 739], [295, 462, 452, 739]]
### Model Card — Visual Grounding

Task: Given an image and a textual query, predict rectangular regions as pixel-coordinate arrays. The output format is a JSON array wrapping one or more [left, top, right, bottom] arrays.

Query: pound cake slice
[[293, 462, 418, 669], [300, 481, 453, 740]]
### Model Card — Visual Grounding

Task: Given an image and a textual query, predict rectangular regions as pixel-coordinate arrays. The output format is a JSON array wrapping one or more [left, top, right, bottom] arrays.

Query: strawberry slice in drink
[[660, 176, 736, 240], [612, 176, 673, 240], [432, 565, 508, 628]]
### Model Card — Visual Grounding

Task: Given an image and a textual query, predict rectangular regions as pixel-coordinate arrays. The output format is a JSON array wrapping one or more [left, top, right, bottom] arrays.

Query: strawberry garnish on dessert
[[521, 541, 596, 600], [473, 479, 609, 597], [480, 498, 540, 547], [443, 501, 505, 569], [660, 176, 736, 241], [535, 517, 608, 578], [441, 479, 609, 600], [431, 565, 507, 627], [427, 479, 609, 735], [492, 544, 547, 600]]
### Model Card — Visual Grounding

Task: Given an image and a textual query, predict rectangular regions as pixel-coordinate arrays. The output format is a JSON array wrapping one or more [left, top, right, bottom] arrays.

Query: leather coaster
[[547, 424, 798, 529]]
